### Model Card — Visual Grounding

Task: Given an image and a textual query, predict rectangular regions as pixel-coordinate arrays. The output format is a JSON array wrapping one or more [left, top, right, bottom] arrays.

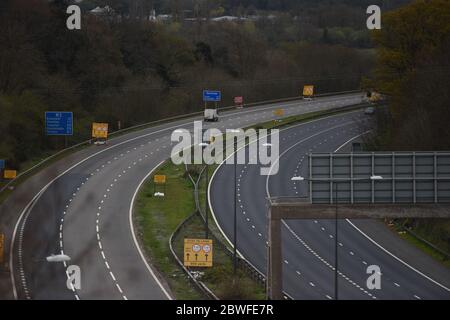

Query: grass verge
[[134, 161, 265, 300], [389, 223, 450, 269]]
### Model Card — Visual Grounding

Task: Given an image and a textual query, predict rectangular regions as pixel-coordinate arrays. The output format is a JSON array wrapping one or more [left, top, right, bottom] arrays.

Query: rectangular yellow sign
[[184, 238, 213, 267], [3, 170, 17, 179], [303, 85, 314, 97], [273, 109, 284, 117], [0, 233, 4, 264], [154, 175, 166, 184], [92, 122, 109, 138]]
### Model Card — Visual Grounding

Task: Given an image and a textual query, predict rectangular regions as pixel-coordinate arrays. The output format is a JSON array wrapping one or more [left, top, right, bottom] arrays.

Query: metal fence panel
[[309, 152, 450, 204]]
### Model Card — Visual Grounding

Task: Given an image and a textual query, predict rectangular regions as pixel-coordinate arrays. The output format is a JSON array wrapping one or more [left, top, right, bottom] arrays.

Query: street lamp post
[[205, 163, 209, 239], [199, 142, 210, 239], [234, 148, 237, 274], [229, 129, 240, 275], [334, 181, 338, 300]]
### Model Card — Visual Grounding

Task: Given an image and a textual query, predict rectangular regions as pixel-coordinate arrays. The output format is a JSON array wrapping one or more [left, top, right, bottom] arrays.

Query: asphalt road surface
[[210, 109, 450, 300], [7, 93, 365, 299]]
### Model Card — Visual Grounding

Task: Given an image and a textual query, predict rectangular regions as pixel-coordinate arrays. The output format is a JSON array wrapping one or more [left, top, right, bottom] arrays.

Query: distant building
[[90, 6, 114, 16], [211, 16, 240, 22]]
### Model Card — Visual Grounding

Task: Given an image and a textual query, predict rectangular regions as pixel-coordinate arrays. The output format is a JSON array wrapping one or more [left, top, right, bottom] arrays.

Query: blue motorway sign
[[0, 159, 5, 170], [203, 90, 221, 102], [45, 112, 73, 136]]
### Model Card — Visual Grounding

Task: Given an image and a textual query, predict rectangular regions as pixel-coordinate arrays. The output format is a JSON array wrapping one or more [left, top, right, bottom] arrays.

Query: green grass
[[173, 213, 266, 299], [251, 104, 364, 131], [135, 160, 265, 300], [134, 161, 203, 300], [391, 223, 450, 269]]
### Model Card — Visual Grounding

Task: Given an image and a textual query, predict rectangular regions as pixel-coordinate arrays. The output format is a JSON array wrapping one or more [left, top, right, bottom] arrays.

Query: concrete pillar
[[267, 209, 283, 300]]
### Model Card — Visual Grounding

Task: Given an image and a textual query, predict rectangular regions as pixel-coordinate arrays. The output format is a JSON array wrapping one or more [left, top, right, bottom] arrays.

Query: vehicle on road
[[364, 106, 375, 115], [93, 138, 107, 145], [204, 108, 219, 122]]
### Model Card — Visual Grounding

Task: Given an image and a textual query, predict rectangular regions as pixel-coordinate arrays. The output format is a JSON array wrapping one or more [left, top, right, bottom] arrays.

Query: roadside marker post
[[153, 174, 166, 197], [273, 109, 285, 123]]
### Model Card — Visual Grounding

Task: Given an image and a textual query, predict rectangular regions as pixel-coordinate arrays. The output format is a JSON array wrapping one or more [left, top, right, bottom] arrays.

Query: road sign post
[[303, 85, 314, 98], [45, 112, 73, 136], [92, 122, 109, 139], [45, 112, 73, 149], [203, 90, 221, 102], [0, 160, 5, 182], [234, 96, 244, 108], [92, 122, 109, 145], [203, 90, 221, 111], [153, 174, 166, 197], [273, 109, 284, 117], [3, 170, 17, 179], [184, 238, 213, 267]]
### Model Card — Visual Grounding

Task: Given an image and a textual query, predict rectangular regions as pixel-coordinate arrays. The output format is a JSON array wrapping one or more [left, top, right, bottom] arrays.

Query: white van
[[204, 109, 219, 122]]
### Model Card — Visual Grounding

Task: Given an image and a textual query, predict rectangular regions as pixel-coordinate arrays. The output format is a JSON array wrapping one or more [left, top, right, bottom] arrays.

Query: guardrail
[[393, 220, 450, 261], [169, 165, 219, 300], [170, 163, 268, 299], [0, 89, 360, 196], [169, 210, 219, 300]]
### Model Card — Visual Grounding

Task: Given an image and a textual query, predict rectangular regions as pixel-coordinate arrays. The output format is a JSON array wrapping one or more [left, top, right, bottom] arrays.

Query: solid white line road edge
[[128, 160, 174, 300], [334, 136, 450, 293], [208, 110, 364, 285], [10, 93, 361, 299]]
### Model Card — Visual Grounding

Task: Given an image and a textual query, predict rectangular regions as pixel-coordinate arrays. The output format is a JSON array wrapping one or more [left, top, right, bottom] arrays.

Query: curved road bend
[[9, 93, 365, 299], [210, 110, 450, 300]]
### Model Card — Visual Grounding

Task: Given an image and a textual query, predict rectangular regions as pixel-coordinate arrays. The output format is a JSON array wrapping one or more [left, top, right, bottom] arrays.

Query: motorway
[[209, 110, 450, 300], [5, 93, 365, 300]]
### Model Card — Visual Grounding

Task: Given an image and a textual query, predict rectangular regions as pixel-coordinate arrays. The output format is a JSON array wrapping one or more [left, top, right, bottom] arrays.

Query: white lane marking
[[129, 160, 173, 300], [10, 94, 359, 299], [334, 136, 450, 293], [263, 125, 378, 299], [207, 111, 365, 298], [208, 110, 363, 268], [346, 219, 450, 292]]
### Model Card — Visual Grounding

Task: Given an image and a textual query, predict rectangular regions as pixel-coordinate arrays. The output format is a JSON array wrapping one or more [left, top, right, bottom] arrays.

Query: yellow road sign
[[0, 233, 4, 264], [273, 109, 284, 117], [184, 238, 213, 267], [303, 85, 314, 97], [3, 170, 17, 179], [92, 122, 109, 139], [154, 175, 166, 184]]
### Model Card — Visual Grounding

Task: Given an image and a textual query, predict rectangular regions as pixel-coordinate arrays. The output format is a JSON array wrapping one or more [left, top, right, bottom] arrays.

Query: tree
[[372, 0, 450, 149]]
